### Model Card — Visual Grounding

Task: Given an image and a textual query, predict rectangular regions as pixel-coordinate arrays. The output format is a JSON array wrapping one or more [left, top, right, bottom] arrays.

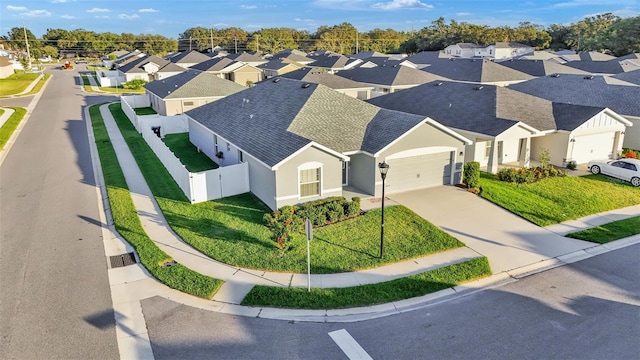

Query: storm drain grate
[[109, 252, 137, 269]]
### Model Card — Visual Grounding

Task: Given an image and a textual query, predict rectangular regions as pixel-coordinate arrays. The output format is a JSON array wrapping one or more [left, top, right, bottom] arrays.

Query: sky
[[2, 0, 639, 39]]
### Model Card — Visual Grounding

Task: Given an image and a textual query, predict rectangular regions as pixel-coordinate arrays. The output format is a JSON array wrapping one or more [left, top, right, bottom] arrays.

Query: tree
[[42, 45, 58, 58], [602, 16, 640, 56], [248, 28, 301, 54], [315, 22, 357, 54], [4, 27, 40, 53], [178, 27, 210, 51]]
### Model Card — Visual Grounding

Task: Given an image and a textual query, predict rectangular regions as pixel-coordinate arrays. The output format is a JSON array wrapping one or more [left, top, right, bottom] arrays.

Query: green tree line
[[2, 14, 638, 59]]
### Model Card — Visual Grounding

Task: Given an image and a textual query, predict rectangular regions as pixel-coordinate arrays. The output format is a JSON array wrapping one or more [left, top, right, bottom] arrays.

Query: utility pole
[[22, 17, 31, 69], [355, 28, 359, 54], [256, 35, 259, 53], [210, 25, 214, 53], [234, 37, 238, 54], [189, 36, 192, 51]]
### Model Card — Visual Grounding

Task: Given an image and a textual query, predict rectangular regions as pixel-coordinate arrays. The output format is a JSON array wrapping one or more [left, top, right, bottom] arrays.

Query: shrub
[[497, 165, 566, 184], [622, 148, 638, 159], [326, 202, 344, 223], [566, 161, 577, 170], [123, 79, 147, 90], [539, 147, 551, 169], [463, 161, 480, 188]]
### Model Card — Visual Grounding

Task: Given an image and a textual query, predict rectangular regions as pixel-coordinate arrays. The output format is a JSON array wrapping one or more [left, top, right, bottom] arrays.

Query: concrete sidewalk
[[0, 107, 15, 128]]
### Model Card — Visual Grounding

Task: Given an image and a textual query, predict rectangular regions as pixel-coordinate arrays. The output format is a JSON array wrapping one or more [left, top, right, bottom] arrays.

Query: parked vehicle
[[75, 59, 89, 64], [588, 158, 640, 186]]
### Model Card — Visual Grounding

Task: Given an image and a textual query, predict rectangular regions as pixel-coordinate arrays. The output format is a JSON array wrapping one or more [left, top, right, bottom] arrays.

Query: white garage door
[[385, 152, 452, 194], [572, 132, 615, 164]]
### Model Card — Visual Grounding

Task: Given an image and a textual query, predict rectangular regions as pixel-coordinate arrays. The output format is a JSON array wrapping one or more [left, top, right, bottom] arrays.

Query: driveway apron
[[389, 186, 595, 273]]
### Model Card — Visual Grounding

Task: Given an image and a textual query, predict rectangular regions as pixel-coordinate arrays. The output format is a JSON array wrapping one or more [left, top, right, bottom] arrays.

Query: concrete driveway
[[389, 186, 595, 273]]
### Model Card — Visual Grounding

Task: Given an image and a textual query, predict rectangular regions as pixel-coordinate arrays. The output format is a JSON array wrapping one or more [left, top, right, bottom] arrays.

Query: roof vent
[[475, 85, 484, 90], [434, 82, 443, 86], [301, 83, 310, 88], [583, 75, 594, 80], [551, 73, 560, 78], [273, 78, 280, 83]]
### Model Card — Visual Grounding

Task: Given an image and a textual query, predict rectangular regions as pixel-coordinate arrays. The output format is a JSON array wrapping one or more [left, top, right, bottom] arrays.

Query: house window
[[238, 150, 244, 162], [299, 168, 320, 197], [484, 141, 492, 159], [456, 50, 461, 55]]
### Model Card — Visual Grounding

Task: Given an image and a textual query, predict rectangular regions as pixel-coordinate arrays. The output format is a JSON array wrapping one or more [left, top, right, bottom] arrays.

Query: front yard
[[108, 103, 466, 273], [478, 172, 640, 227], [0, 73, 41, 96]]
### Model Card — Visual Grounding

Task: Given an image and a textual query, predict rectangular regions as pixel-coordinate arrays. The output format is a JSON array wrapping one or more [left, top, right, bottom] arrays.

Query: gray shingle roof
[[143, 70, 245, 99], [420, 58, 534, 83], [611, 69, 640, 85], [336, 64, 446, 86], [508, 74, 640, 117], [169, 50, 210, 65], [226, 52, 264, 62], [118, 55, 169, 74], [497, 59, 590, 77], [185, 78, 429, 166], [367, 81, 605, 135], [279, 68, 372, 90], [563, 60, 630, 74], [256, 59, 301, 71], [189, 57, 235, 72], [406, 51, 451, 64], [307, 54, 350, 69]]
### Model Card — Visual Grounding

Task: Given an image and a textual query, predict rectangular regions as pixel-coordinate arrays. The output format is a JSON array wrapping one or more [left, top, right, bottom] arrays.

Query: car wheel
[[590, 165, 601, 174], [632, 177, 640, 187]]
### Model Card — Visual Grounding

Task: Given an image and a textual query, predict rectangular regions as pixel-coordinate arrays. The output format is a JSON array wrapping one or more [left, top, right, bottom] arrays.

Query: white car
[[588, 158, 640, 187]]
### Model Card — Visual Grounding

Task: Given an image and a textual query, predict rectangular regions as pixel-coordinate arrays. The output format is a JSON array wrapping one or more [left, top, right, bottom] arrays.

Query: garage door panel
[[385, 152, 451, 193], [572, 132, 614, 164]]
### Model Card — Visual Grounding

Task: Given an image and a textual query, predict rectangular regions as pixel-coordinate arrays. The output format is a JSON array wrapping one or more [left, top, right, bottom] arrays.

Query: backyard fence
[[120, 96, 249, 203]]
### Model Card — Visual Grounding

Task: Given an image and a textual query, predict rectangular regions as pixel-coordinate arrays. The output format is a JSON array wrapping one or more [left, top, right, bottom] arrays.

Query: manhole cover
[[109, 252, 137, 269]]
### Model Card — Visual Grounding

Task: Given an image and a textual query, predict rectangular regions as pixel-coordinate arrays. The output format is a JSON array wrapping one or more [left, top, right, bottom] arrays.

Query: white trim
[[323, 187, 342, 194], [297, 161, 323, 170], [603, 108, 633, 126], [373, 117, 472, 157], [298, 163, 323, 199], [272, 141, 349, 170], [384, 146, 457, 160], [275, 194, 299, 201]]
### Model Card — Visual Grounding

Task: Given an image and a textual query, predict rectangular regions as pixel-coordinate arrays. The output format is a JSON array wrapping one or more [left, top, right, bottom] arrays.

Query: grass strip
[[162, 133, 218, 172], [134, 107, 157, 115], [0, 107, 27, 149], [107, 102, 465, 273], [478, 172, 640, 226], [20, 74, 51, 96], [89, 103, 222, 298], [242, 257, 491, 309], [0, 73, 40, 96], [566, 216, 640, 243]]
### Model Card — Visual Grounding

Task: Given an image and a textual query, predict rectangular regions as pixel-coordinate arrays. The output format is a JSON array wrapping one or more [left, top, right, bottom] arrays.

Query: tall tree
[[179, 27, 211, 51], [315, 22, 357, 54]]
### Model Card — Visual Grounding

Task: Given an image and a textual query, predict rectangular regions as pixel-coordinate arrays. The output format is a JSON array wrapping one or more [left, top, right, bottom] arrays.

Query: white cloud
[[240, 5, 257, 9], [7, 5, 28, 11], [139, 8, 158, 13], [118, 13, 140, 20], [51, 0, 76, 3], [87, 7, 110, 13], [95, 15, 110, 19], [371, 0, 433, 10], [22, 9, 52, 17], [456, 12, 471, 16], [553, 0, 636, 7], [213, 22, 229, 27], [60, 14, 76, 19]]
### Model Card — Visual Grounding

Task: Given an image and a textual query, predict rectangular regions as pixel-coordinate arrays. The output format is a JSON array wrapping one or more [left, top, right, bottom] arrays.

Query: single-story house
[[279, 67, 374, 99], [611, 68, 640, 86], [225, 52, 268, 67], [443, 43, 484, 58], [420, 58, 534, 85], [117, 55, 186, 83], [168, 50, 211, 69], [509, 74, 640, 150], [497, 59, 590, 77], [185, 78, 471, 210], [335, 64, 448, 97], [306, 53, 361, 73], [368, 81, 630, 170], [143, 70, 245, 115], [257, 59, 305, 78]]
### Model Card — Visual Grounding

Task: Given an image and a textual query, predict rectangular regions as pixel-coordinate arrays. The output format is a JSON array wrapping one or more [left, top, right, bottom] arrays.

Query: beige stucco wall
[[246, 156, 277, 210], [164, 97, 222, 115], [531, 132, 571, 166], [622, 116, 640, 149], [274, 146, 343, 208], [231, 67, 262, 86]]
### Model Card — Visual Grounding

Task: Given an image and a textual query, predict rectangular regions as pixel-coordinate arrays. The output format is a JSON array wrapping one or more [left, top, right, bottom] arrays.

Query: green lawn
[[242, 257, 491, 309], [108, 103, 465, 273], [20, 74, 51, 96], [0, 109, 4, 117], [0, 73, 40, 96], [478, 173, 640, 226], [80, 74, 91, 86], [99, 85, 145, 94], [89, 103, 223, 298], [162, 133, 218, 172], [134, 107, 157, 116], [0, 107, 27, 149], [567, 216, 640, 243]]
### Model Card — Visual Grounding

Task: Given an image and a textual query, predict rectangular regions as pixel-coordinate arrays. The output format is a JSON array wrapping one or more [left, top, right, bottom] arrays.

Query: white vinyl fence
[[120, 96, 249, 203], [96, 70, 124, 87]]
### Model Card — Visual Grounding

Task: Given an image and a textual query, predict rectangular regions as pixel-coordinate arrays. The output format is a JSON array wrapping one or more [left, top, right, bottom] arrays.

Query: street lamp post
[[378, 161, 389, 258]]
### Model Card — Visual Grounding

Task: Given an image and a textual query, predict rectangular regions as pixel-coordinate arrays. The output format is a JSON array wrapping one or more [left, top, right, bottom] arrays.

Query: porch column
[[519, 137, 531, 168], [487, 140, 499, 174]]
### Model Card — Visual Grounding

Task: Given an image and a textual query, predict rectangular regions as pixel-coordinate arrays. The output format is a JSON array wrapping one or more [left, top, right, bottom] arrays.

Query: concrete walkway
[[94, 101, 640, 314], [0, 107, 15, 128], [14, 73, 44, 96]]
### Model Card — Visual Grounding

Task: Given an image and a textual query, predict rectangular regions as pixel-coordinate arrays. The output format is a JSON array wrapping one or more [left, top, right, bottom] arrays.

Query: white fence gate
[[120, 96, 249, 203]]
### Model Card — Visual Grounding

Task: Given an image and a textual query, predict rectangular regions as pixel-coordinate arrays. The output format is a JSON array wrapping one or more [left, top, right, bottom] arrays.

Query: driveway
[[389, 186, 595, 273]]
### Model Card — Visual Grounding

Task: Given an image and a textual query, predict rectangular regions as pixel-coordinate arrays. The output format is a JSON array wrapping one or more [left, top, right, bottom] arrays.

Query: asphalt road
[[0, 67, 119, 359], [143, 243, 640, 360]]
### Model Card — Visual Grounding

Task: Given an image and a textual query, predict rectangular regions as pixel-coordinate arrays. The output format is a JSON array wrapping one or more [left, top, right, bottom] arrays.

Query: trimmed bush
[[497, 165, 565, 184], [463, 161, 480, 188]]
